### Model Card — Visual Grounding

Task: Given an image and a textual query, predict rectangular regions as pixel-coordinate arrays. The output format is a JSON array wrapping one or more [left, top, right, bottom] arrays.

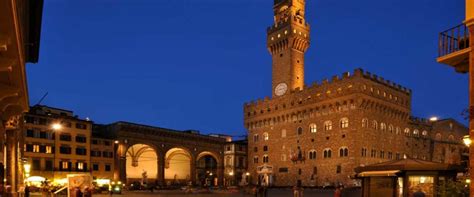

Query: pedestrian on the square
[[334, 186, 341, 197], [24, 185, 30, 197]]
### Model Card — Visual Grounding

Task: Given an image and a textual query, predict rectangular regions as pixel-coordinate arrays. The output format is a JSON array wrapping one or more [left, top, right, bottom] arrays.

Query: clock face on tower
[[275, 83, 288, 96]]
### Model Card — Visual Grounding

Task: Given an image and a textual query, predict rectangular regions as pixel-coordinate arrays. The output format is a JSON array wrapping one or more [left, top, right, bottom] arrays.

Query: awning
[[358, 170, 400, 177], [26, 176, 46, 182]]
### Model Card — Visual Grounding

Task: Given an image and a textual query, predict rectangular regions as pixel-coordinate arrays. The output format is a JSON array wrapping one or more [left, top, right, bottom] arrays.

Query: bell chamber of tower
[[268, 0, 310, 98]]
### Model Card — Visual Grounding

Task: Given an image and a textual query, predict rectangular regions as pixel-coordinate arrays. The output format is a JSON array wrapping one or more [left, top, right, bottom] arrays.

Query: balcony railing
[[438, 23, 470, 57]]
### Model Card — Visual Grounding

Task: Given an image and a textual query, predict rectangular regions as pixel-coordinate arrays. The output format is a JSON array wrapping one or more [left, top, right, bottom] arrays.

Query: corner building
[[244, 0, 468, 187]]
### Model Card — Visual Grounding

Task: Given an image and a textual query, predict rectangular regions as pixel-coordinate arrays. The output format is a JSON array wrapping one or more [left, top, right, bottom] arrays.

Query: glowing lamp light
[[229, 172, 234, 176], [467, 179, 471, 184], [245, 172, 250, 176], [429, 117, 438, 122], [114, 140, 119, 144], [51, 123, 62, 131], [464, 135, 472, 147], [209, 173, 213, 176], [420, 177, 426, 183]]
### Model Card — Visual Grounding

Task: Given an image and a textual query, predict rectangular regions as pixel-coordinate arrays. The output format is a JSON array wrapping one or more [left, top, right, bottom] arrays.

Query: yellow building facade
[[23, 105, 92, 185]]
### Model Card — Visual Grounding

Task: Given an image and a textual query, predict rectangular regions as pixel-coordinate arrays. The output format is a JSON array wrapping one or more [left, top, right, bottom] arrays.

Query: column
[[190, 160, 196, 185], [217, 164, 224, 186], [157, 152, 165, 187], [5, 129, 18, 197]]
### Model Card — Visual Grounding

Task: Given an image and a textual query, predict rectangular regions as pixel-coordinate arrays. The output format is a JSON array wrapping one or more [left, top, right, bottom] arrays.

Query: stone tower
[[267, 0, 310, 98]]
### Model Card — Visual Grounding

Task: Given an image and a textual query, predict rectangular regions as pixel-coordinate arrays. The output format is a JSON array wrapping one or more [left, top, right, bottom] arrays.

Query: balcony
[[437, 23, 471, 73]]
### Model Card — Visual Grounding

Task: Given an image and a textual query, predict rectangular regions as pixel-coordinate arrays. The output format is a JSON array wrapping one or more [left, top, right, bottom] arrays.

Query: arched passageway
[[196, 152, 219, 187], [164, 148, 192, 185], [125, 144, 158, 185]]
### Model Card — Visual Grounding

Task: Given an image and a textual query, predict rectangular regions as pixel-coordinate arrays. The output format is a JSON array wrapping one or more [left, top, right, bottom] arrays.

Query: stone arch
[[125, 143, 159, 184], [164, 147, 193, 183], [196, 151, 221, 186]]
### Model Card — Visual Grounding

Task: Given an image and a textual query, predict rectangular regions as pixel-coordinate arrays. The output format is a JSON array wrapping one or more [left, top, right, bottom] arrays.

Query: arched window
[[309, 150, 317, 160], [253, 134, 259, 142], [413, 129, 419, 136], [263, 155, 269, 163], [323, 148, 332, 158], [380, 123, 387, 131], [297, 127, 303, 135], [281, 129, 287, 138], [372, 120, 378, 130], [324, 121, 333, 131], [340, 118, 349, 128], [281, 154, 287, 161], [404, 128, 410, 136], [448, 135, 455, 141], [339, 147, 349, 157], [263, 132, 269, 141], [395, 127, 401, 135], [435, 133, 442, 140], [362, 118, 369, 128], [253, 156, 259, 164], [388, 125, 394, 133], [309, 123, 317, 133], [422, 130, 428, 137]]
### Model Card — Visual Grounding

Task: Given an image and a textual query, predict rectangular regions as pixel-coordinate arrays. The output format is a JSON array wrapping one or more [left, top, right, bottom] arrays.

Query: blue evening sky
[[27, 0, 468, 137]]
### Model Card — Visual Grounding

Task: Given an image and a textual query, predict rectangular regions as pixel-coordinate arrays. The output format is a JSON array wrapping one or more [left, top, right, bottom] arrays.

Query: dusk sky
[[27, 0, 468, 137]]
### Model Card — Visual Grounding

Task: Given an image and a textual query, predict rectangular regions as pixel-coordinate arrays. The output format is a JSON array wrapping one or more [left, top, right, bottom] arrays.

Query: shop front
[[355, 158, 463, 197]]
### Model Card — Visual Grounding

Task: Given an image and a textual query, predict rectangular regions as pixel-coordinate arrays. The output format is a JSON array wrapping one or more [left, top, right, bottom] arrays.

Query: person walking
[[334, 186, 341, 197], [24, 185, 30, 197]]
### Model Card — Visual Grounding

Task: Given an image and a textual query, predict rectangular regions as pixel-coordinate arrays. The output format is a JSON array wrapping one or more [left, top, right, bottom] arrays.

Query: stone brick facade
[[243, 0, 468, 187]]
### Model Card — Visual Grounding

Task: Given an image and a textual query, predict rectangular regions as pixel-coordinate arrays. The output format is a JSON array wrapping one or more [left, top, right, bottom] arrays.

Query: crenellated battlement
[[267, 15, 310, 34], [244, 68, 412, 109], [360, 69, 411, 94]]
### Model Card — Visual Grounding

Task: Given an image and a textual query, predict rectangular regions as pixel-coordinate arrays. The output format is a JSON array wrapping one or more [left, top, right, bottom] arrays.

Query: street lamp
[[24, 163, 31, 178], [51, 123, 62, 131], [464, 135, 472, 147], [228, 171, 234, 186]]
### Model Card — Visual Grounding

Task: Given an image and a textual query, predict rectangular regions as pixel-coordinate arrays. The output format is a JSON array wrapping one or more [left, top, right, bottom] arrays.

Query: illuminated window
[[340, 118, 349, 128], [309, 124, 317, 133], [380, 123, 386, 131], [422, 130, 428, 136], [61, 161, 69, 169], [77, 162, 84, 170], [45, 145, 52, 154], [413, 129, 419, 136], [33, 145, 40, 153], [324, 121, 332, 131], [372, 121, 378, 130], [253, 156, 258, 164], [388, 125, 394, 133], [404, 128, 410, 136], [362, 118, 369, 128], [396, 127, 401, 134], [263, 132, 269, 141]]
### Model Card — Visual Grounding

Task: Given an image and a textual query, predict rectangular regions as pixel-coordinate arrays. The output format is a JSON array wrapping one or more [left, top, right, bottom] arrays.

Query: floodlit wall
[[126, 150, 157, 179], [165, 154, 191, 180]]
